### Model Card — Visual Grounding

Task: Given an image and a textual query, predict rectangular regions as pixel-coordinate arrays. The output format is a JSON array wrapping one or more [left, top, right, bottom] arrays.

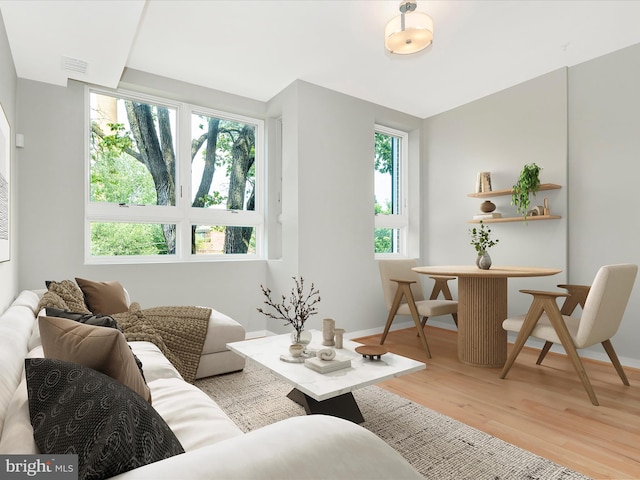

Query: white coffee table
[[226, 330, 425, 423]]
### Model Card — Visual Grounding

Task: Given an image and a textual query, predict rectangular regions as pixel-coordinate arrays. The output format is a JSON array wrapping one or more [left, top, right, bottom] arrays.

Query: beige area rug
[[195, 362, 591, 480]]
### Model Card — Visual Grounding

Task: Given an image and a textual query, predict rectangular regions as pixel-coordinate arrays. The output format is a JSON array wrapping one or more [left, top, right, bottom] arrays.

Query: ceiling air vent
[[61, 56, 88, 74]]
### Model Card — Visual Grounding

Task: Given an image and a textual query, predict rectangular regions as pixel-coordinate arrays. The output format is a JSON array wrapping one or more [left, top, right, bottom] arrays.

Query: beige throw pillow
[[38, 315, 151, 403], [75, 277, 129, 315], [37, 279, 91, 313]]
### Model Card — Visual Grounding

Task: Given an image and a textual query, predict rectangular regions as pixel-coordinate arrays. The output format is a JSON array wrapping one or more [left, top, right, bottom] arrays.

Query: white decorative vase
[[322, 318, 335, 346], [289, 344, 304, 357], [334, 328, 345, 349]]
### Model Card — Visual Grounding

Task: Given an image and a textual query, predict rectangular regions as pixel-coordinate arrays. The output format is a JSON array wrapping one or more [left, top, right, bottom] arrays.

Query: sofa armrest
[[110, 415, 421, 480]]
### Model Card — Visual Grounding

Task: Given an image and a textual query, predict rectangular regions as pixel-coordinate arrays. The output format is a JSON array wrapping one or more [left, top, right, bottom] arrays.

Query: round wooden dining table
[[412, 265, 561, 367]]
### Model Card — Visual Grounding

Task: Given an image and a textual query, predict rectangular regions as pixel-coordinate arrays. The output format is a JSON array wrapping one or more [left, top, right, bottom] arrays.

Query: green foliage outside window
[[374, 131, 399, 254], [91, 223, 170, 256], [89, 92, 258, 257], [374, 228, 394, 253], [90, 144, 156, 205]]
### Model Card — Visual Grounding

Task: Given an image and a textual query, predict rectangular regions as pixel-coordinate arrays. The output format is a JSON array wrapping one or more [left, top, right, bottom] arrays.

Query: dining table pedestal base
[[458, 276, 508, 367]]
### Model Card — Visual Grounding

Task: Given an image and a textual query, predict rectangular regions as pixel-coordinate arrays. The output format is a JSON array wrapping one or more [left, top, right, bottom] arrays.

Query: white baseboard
[[338, 319, 640, 370], [249, 320, 640, 370], [245, 329, 274, 339]]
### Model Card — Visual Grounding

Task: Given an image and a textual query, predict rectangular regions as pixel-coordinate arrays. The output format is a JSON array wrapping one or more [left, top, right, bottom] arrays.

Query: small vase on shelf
[[480, 200, 496, 213]]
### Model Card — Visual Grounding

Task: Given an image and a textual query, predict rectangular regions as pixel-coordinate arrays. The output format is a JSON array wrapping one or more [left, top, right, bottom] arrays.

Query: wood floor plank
[[354, 326, 640, 480]]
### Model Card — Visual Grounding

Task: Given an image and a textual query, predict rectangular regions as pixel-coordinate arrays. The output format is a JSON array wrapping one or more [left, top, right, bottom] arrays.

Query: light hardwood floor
[[354, 326, 640, 480]]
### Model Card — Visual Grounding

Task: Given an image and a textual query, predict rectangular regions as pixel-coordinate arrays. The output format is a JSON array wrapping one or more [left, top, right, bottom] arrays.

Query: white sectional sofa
[[0, 290, 422, 479]]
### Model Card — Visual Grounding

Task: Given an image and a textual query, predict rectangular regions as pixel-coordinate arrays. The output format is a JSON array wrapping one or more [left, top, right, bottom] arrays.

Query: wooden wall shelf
[[468, 183, 562, 223], [467, 183, 561, 198], [468, 215, 562, 224]]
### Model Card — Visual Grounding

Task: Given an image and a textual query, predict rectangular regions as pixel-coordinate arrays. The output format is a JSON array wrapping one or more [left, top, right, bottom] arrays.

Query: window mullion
[[177, 105, 193, 259]]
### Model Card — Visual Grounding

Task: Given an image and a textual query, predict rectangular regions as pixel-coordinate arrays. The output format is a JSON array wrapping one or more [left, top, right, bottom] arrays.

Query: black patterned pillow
[[25, 358, 184, 480]]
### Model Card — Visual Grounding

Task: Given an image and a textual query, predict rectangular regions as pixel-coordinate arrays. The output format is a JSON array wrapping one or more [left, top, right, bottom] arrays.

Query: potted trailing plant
[[511, 163, 542, 219], [469, 220, 499, 269], [257, 276, 321, 348]]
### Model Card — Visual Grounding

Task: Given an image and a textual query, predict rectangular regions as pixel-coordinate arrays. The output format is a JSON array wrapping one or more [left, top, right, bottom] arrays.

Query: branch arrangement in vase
[[469, 220, 499, 255], [469, 221, 499, 270], [257, 276, 320, 343]]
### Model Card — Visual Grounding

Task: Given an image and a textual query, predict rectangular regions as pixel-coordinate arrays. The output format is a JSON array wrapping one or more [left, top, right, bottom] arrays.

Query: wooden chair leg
[[536, 341, 553, 365], [382, 280, 431, 358], [558, 284, 590, 315], [534, 286, 588, 366], [417, 316, 428, 336], [602, 339, 630, 386], [534, 285, 587, 366], [430, 276, 458, 329], [501, 298, 545, 379], [402, 283, 431, 358], [544, 298, 599, 406], [417, 313, 456, 336], [429, 276, 456, 300], [380, 287, 404, 345]]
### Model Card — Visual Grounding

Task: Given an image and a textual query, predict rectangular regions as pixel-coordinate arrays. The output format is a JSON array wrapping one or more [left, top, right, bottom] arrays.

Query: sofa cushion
[[201, 309, 246, 355], [45, 307, 121, 329], [75, 277, 129, 315], [25, 358, 184, 480], [38, 280, 90, 314], [127, 341, 183, 383], [1, 343, 242, 456], [0, 304, 37, 435], [145, 377, 243, 451], [44, 307, 147, 382], [39, 316, 151, 403], [10, 290, 41, 313]]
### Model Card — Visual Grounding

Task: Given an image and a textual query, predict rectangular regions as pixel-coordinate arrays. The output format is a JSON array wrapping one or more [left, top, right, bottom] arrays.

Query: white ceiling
[[2, 0, 640, 118]]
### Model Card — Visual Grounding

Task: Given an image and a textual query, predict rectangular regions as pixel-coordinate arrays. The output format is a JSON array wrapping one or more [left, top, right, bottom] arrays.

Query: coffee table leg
[[287, 388, 365, 424]]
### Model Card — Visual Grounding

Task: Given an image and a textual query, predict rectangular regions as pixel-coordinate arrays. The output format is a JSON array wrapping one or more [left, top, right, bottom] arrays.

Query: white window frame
[[85, 87, 264, 264], [374, 124, 409, 258]]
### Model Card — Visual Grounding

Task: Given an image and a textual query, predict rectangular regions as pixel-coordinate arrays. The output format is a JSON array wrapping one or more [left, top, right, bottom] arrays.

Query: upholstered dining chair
[[378, 259, 458, 358], [500, 263, 638, 406]]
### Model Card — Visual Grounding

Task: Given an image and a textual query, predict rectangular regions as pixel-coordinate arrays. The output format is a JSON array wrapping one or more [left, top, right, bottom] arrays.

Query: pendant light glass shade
[[385, 5, 433, 55]]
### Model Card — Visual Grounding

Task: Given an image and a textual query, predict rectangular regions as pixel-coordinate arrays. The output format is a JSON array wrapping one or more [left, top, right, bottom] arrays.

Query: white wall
[[265, 80, 423, 335], [0, 10, 18, 311], [567, 43, 640, 362], [423, 68, 569, 317]]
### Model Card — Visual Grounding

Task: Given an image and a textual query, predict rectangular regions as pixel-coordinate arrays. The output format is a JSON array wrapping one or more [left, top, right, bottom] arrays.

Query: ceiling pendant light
[[385, 0, 433, 55]]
